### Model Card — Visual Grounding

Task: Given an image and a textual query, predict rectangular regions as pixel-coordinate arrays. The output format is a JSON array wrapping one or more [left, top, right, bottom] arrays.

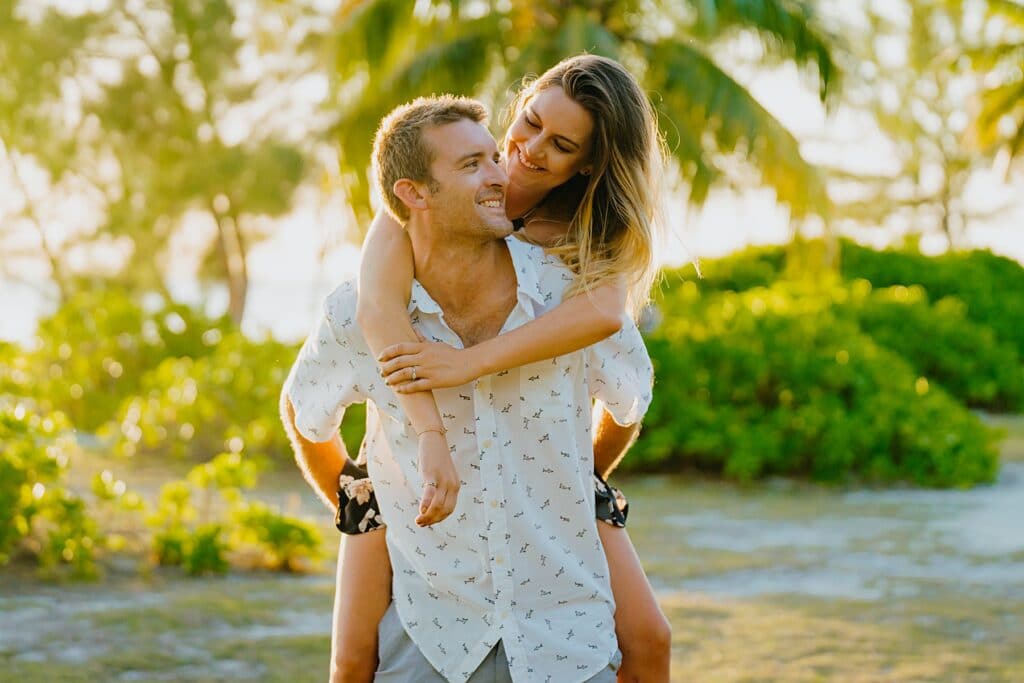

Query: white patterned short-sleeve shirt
[[285, 236, 653, 683]]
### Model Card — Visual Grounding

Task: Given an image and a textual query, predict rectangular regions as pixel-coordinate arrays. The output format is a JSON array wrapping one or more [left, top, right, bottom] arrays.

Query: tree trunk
[[213, 210, 248, 325]]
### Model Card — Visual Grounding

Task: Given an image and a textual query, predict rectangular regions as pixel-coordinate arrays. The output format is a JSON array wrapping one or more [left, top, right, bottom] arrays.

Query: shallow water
[[627, 463, 1024, 604]]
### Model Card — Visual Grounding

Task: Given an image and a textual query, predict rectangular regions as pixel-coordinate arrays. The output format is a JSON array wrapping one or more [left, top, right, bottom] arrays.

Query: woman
[[334, 55, 672, 682]]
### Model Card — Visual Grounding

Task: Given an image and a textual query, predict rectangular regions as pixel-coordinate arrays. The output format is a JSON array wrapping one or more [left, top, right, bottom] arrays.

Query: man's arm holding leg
[[280, 391, 346, 512]]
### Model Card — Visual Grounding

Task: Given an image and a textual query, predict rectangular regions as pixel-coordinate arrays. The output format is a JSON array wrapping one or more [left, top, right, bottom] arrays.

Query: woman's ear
[[393, 179, 429, 213]]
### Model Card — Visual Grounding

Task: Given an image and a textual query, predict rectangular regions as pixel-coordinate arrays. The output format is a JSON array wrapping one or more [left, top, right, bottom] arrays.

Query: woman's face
[[504, 85, 595, 194]]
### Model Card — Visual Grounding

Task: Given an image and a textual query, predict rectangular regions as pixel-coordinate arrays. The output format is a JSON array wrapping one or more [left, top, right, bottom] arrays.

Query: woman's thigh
[[331, 530, 393, 664]]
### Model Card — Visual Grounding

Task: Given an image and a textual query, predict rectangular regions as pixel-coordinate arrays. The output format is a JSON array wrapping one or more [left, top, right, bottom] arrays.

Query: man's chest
[[442, 295, 518, 347]]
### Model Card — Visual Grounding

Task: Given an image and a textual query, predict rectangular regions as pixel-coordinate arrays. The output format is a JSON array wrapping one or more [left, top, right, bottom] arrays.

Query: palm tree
[[968, 0, 1024, 170], [329, 0, 842, 225]]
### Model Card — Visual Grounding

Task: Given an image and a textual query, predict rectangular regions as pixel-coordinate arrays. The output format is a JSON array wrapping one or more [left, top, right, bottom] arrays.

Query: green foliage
[[104, 330, 297, 461], [23, 286, 232, 432], [145, 453, 321, 575], [634, 281, 1000, 486], [838, 284, 1024, 412], [840, 241, 1024, 358], [12, 286, 296, 462], [0, 400, 105, 578], [232, 501, 323, 572], [684, 244, 786, 293]]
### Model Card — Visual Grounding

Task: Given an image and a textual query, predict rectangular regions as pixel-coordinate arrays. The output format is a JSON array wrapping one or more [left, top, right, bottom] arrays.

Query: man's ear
[[393, 179, 429, 213]]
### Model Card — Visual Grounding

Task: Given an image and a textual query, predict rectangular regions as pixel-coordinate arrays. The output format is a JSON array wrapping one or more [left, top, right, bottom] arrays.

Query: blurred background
[[2, 1, 1023, 681]]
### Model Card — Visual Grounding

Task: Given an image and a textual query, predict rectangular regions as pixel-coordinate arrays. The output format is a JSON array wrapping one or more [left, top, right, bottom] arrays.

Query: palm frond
[[971, 79, 1024, 151], [332, 0, 422, 81], [682, 0, 841, 101], [989, 0, 1024, 28], [645, 39, 828, 216], [961, 41, 1024, 71]]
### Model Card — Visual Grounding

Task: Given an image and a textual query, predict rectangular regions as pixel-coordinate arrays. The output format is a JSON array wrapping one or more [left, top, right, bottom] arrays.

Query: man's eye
[[525, 116, 539, 128], [554, 142, 569, 153], [465, 160, 479, 168]]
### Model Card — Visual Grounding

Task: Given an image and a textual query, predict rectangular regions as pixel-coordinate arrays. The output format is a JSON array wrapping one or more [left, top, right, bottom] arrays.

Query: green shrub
[[0, 400, 107, 578], [23, 287, 233, 432], [684, 244, 785, 293], [838, 283, 1024, 411], [232, 501, 323, 572], [145, 452, 321, 574], [104, 332, 297, 461], [841, 240, 1024, 357], [632, 283, 1000, 486]]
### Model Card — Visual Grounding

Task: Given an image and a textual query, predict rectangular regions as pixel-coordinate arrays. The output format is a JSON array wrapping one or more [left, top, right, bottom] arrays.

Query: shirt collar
[[406, 236, 547, 316]]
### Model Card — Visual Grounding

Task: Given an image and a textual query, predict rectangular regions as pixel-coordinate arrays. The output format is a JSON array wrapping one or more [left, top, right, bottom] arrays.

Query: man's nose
[[487, 157, 508, 187]]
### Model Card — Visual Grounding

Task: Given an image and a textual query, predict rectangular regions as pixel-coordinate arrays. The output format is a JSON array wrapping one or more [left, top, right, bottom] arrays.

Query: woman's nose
[[524, 134, 543, 160]]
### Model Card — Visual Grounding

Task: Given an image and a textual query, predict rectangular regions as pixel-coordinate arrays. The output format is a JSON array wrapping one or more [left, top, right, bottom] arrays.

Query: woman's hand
[[415, 431, 460, 526], [379, 340, 480, 391]]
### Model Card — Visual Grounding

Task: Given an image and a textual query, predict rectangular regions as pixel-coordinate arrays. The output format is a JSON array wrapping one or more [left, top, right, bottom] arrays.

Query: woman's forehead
[[525, 87, 594, 146]]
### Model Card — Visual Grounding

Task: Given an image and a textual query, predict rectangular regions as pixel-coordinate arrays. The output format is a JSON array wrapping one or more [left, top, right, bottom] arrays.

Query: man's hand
[[380, 340, 480, 392], [415, 431, 460, 526]]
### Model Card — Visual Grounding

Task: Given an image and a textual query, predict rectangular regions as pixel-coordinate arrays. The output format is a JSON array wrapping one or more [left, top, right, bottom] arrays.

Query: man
[[281, 96, 653, 682]]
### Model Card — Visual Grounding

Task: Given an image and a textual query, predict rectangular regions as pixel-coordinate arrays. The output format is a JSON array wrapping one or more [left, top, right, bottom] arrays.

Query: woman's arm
[[357, 210, 459, 526], [379, 279, 627, 392]]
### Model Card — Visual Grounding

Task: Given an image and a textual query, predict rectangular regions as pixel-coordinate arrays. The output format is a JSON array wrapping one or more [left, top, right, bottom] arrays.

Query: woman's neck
[[504, 183, 548, 220]]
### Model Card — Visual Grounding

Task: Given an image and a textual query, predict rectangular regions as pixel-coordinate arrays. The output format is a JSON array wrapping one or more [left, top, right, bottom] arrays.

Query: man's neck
[[406, 222, 517, 345]]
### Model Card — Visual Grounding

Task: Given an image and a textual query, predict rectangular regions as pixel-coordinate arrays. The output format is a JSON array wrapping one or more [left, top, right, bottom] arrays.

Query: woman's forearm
[[468, 281, 627, 377], [357, 211, 445, 433]]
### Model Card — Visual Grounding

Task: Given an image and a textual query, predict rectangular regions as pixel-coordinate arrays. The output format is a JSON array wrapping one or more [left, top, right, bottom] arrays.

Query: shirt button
[[490, 500, 498, 509], [495, 557, 504, 566], [482, 439, 493, 449]]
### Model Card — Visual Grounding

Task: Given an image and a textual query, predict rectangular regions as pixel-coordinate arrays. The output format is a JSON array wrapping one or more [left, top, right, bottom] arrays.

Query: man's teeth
[[481, 200, 502, 208]]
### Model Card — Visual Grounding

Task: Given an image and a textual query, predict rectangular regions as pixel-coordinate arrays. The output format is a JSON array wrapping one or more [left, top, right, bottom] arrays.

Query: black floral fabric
[[335, 459, 628, 535]]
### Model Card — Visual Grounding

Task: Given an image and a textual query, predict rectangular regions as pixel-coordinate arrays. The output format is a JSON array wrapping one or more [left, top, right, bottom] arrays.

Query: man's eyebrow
[[454, 151, 486, 165], [527, 107, 582, 150]]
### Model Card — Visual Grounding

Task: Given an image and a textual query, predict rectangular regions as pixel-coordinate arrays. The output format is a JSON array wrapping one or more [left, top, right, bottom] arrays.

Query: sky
[[2, 1, 1022, 346]]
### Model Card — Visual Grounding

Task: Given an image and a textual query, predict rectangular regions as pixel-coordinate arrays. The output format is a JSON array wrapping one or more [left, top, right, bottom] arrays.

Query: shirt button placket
[[474, 377, 514, 628]]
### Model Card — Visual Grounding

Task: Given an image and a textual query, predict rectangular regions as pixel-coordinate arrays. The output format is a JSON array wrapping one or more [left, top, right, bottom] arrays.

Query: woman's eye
[[525, 116, 539, 128], [465, 160, 479, 168], [554, 142, 569, 153]]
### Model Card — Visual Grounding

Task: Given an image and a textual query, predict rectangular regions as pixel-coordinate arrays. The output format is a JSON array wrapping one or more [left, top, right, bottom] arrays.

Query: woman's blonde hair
[[506, 55, 666, 318]]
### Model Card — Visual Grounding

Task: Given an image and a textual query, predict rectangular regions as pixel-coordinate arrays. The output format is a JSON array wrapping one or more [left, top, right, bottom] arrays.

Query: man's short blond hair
[[372, 95, 489, 222]]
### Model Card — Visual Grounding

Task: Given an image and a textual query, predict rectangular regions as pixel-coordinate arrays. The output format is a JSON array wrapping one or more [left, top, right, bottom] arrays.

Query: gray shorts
[[373, 603, 619, 682]]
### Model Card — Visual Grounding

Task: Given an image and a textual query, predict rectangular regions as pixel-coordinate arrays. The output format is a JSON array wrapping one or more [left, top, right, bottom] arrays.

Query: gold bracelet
[[416, 425, 447, 437]]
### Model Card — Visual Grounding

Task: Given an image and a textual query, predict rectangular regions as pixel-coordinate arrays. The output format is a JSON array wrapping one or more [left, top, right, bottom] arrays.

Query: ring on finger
[[424, 481, 437, 488], [411, 366, 417, 381]]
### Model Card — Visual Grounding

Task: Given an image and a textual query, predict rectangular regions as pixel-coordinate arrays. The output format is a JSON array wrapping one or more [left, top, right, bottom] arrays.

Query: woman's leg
[[597, 523, 672, 683], [330, 529, 392, 683]]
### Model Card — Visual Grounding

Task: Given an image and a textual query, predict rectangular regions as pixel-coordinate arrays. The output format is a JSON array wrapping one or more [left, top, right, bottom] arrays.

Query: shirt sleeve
[[283, 283, 370, 442], [585, 320, 654, 426]]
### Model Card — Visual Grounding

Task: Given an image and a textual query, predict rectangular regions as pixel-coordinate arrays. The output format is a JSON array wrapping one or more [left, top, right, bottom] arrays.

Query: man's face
[[420, 119, 512, 239]]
